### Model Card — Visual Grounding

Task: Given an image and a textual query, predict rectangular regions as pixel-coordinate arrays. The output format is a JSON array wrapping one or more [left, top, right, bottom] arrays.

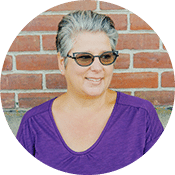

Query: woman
[[17, 10, 164, 174]]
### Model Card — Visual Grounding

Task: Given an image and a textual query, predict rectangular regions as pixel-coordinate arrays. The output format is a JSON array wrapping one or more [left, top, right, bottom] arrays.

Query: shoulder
[[16, 97, 56, 141], [117, 92, 155, 113], [117, 91, 162, 129], [21, 98, 56, 124]]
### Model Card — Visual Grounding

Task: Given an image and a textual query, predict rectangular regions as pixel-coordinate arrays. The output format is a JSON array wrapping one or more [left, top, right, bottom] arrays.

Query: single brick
[[100, 1, 124, 10], [134, 52, 172, 68], [116, 34, 159, 50], [130, 14, 152, 30], [1, 93, 15, 108], [47, 0, 97, 11], [161, 72, 175, 87], [135, 91, 175, 106], [18, 92, 64, 108], [42, 35, 57, 51], [1, 74, 42, 90], [16, 54, 58, 70], [114, 54, 130, 69], [2, 55, 13, 71], [107, 14, 127, 30], [46, 74, 67, 89], [22, 15, 63, 31], [9, 36, 40, 52], [110, 72, 158, 88]]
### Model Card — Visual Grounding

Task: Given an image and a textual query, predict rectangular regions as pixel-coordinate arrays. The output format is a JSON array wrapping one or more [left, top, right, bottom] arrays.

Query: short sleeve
[[16, 114, 36, 156], [143, 102, 164, 154]]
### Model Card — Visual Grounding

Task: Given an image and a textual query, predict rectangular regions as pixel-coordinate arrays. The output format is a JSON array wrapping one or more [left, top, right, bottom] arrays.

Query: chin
[[83, 88, 105, 97]]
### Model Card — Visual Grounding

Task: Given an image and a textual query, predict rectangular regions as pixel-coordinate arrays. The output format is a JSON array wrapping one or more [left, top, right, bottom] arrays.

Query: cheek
[[65, 64, 88, 81], [106, 66, 114, 77], [105, 67, 114, 85]]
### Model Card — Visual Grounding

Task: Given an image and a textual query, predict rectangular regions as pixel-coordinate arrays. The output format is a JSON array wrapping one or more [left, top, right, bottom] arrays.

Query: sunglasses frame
[[67, 51, 119, 67]]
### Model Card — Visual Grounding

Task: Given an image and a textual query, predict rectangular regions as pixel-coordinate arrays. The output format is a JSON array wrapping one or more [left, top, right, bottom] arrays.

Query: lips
[[85, 77, 103, 82]]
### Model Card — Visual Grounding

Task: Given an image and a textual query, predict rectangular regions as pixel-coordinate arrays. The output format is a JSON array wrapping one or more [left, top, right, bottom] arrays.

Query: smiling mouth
[[85, 77, 102, 82]]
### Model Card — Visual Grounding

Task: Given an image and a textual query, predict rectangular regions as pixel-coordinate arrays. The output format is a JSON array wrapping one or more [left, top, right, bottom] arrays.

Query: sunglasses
[[67, 51, 119, 67]]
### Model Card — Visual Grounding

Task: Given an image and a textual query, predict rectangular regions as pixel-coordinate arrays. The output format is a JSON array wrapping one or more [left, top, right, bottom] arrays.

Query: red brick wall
[[1, 0, 174, 109]]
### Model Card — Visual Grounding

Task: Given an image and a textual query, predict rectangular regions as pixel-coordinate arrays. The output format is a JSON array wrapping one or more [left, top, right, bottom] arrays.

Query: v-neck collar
[[48, 91, 120, 156]]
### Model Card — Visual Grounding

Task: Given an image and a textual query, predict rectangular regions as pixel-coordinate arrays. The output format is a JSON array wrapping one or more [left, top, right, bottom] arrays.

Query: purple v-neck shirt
[[16, 92, 163, 174]]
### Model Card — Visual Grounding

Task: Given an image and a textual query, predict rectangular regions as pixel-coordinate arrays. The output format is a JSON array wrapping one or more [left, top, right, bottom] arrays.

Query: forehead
[[70, 31, 111, 54]]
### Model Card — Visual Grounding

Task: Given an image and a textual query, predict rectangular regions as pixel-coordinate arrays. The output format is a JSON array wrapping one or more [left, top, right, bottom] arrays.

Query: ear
[[57, 52, 65, 75]]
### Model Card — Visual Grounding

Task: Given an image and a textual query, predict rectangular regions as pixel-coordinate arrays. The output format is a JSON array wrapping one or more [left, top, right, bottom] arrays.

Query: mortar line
[[41, 10, 130, 16], [15, 93, 19, 108], [95, 0, 100, 11], [18, 31, 57, 35], [42, 73, 47, 90], [130, 91, 135, 96], [1, 68, 173, 75], [1, 87, 175, 94], [17, 30, 156, 36], [0, 89, 68, 93], [7, 50, 57, 55], [6, 49, 168, 56], [159, 39, 165, 51], [12, 55, 17, 71], [158, 72, 162, 88], [40, 35, 43, 51], [1, 70, 62, 75], [129, 52, 134, 69], [112, 68, 174, 73], [110, 88, 175, 92], [127, 12, 131, 31]]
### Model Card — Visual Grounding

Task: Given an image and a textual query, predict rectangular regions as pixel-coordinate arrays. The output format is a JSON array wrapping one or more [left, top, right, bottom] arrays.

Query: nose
[[90, 57, 103, 72]]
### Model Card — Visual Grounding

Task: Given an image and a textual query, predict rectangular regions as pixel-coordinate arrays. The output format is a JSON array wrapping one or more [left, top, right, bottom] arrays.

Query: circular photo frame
[[0, 0, 175, 175]]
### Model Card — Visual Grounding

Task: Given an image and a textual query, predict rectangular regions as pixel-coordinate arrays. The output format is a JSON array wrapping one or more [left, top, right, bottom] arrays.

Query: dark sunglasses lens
[[76, 53, 93, 66], [100, 52, 115, 65]]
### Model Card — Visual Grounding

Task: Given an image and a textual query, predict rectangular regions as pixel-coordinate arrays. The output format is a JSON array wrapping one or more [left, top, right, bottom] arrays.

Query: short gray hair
[[56, 10, 118, 66]]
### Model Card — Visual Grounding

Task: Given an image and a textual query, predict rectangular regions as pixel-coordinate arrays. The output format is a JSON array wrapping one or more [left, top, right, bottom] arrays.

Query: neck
[[64, 90, 109, 112]]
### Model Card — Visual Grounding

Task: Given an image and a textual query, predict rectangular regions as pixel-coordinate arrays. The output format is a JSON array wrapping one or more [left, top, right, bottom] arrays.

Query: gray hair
[[56, 10, 118, 66]]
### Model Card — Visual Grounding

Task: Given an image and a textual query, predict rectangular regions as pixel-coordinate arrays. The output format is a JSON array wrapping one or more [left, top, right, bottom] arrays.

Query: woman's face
[[60, 31, 114, 97]]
